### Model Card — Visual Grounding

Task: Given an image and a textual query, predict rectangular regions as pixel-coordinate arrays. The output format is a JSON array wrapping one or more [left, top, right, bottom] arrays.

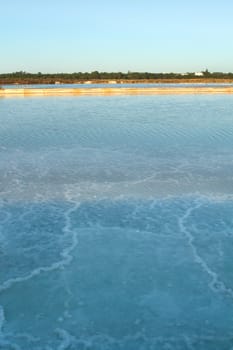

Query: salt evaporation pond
[[0, 94, 233, 349]]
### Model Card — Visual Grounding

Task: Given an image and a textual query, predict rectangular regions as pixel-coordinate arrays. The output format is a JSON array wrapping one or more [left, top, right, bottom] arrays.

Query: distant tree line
[[1, 70, 233, 84]]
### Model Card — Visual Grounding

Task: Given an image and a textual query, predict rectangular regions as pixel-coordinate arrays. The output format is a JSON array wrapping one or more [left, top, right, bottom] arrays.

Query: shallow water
[[0, 95, 233, 349], [3, 82, 233, 89]]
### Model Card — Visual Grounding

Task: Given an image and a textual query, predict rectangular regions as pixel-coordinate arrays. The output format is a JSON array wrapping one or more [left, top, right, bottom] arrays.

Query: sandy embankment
[[1, 87, 233, 97]]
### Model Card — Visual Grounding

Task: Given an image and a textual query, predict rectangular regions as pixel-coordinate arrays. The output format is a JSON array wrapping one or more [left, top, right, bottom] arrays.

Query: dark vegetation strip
[[1, 70, 233, 85]]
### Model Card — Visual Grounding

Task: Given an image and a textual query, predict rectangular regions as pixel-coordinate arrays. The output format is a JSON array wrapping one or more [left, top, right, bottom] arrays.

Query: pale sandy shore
[[1, 87, 233, 97]]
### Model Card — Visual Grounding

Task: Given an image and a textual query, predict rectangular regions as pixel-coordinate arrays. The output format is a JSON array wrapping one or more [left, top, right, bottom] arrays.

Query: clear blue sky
[[1, 0, 233, 73]]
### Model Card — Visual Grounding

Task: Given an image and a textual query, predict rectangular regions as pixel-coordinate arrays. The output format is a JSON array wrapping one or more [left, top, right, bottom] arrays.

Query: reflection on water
[[0, 95, 233, 349]]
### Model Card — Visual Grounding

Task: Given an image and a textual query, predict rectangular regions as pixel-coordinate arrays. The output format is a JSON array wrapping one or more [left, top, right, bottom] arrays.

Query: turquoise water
[[0, 95, 233, 349]]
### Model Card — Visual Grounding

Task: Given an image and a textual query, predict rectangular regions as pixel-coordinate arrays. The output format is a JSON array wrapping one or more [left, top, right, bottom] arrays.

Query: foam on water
[[0, 197, 233, 349], [1, 95, 233, 349]]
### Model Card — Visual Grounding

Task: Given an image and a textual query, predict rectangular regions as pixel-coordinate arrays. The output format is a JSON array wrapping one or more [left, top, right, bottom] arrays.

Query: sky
[[1, 0, 233, 73]]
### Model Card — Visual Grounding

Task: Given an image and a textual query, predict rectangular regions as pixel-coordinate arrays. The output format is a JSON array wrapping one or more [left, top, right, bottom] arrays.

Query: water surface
[[0, 95, 233, 349], [3, 82, 233, 89]]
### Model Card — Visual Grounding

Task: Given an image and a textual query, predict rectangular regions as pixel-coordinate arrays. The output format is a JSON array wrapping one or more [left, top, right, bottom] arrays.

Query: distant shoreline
[[1, 86, 233, 97], [2, 78, 233, 86]]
